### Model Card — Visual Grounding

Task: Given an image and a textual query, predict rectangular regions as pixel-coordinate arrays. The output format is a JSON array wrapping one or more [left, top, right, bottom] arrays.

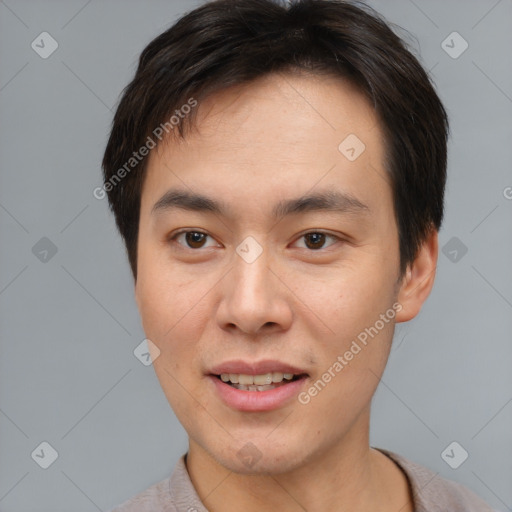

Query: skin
[[135, 71, 438, 512]]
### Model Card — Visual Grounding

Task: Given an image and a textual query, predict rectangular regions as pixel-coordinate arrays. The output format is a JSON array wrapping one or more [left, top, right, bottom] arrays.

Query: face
[[135, 72, 421, 475]]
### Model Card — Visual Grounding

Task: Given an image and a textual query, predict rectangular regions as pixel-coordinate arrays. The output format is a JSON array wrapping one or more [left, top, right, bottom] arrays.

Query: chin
[[205, 437, 312, 476], [224, 454, 306, 476]]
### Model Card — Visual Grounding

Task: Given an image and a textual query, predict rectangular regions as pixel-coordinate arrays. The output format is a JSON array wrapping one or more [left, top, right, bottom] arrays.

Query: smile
[[216, 372, 303, 391]]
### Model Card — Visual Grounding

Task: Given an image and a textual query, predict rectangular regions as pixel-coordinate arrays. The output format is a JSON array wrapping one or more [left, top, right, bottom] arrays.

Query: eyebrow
[[151, 188, 370, 219]]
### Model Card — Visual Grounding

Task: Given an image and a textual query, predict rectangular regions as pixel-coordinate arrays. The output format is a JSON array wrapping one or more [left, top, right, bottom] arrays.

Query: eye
[[292, 231, 341, 251], [168, 229, 342, 252], [169, 230, 219, 250]]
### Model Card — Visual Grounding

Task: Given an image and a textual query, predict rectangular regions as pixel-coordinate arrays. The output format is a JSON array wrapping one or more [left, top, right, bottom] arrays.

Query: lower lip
[[208, 375, 308, 412]]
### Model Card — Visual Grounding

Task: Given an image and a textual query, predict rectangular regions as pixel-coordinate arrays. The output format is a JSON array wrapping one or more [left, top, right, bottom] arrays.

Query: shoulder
[[107, 454, 206, 512], [107, 476, 176, 512], [376, 447, 497, 512]]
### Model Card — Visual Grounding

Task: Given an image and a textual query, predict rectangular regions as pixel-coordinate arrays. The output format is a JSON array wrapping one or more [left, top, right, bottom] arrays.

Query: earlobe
[[395, 229, 439, 323]]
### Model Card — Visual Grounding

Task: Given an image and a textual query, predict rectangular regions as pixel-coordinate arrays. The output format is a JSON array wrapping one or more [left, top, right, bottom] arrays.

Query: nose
[[216, 242, 293, 337]]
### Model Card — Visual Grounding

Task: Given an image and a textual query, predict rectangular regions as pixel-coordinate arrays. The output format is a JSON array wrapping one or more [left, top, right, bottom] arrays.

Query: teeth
[[256, 384, 275, 391], [233, 383, 278, 391], [253, 373, 272, 385], [238, 374, 254, 385], [219, 372, 299, 385]]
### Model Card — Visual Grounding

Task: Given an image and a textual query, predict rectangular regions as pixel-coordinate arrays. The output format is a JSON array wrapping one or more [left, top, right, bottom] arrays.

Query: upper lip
[[209, 359, 308, 376]]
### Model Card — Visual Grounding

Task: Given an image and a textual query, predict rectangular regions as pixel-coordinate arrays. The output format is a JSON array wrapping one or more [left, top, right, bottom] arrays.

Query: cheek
[[308, 268, 395, 338], [135, 257, 211, 375], [136, 246, 199, 337], [299, 269, 397, 404], [137, 278, 205, 357], [137, 271, 208, 420]]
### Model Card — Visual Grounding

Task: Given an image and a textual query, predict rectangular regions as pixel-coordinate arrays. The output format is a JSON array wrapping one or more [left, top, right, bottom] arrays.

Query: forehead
[[162, 72, 382, 155], [142, 72, 389, 216]]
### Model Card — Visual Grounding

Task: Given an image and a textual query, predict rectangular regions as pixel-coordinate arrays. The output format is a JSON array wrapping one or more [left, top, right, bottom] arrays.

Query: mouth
[[207, 360, 309, 411], [213, 372, 307, 392]]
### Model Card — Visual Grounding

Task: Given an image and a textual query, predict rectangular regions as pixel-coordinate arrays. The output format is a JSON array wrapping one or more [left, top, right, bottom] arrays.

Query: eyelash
[[168, 229, 343, 252]]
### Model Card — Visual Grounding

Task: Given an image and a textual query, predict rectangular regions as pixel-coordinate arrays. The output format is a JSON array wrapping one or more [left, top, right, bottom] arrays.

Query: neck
[[185, 407, 412, 512]]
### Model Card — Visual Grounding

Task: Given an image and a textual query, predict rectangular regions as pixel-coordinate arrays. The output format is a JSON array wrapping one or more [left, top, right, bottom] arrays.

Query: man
[[102, 0, 495, 510]]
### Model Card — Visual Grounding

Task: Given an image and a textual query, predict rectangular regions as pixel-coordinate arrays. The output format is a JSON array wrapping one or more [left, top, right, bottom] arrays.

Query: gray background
[[0, 0, 511, 510]]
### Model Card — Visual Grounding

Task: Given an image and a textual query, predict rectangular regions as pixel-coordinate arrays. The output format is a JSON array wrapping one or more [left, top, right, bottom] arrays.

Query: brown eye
[[170, 230, 216, 250], [295, 231, 339, 251], [184, 231, 207, 249], [304, 232, 327, 250]]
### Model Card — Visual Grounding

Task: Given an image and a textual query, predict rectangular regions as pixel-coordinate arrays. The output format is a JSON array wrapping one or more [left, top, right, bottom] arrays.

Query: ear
[[395, 228, 439, 323]]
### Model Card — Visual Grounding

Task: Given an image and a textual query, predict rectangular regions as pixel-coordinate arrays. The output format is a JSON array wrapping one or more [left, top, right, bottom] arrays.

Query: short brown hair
[[102, 0, 450, 281]]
